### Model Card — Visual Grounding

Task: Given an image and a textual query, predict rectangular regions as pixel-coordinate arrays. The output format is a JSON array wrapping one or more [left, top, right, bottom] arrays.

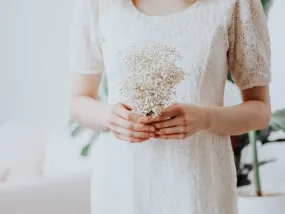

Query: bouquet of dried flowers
[[120, 43, 186, 117]]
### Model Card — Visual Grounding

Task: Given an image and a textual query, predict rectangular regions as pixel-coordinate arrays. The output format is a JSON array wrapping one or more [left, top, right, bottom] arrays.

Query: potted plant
[[237, 109, 285, 214], [232, 110, 285, 189]]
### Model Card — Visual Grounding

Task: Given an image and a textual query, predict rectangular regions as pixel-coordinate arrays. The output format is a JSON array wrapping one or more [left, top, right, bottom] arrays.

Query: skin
[[70, 0, 271, 143], [140, 86, 271, 138], [132, 0, 197, 16], [70, 74, 271, 143], [70, 74, 156, 143]]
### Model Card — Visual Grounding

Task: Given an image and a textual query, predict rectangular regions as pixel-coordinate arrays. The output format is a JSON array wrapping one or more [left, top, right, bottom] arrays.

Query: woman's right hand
[[107, 103, 156, 143]]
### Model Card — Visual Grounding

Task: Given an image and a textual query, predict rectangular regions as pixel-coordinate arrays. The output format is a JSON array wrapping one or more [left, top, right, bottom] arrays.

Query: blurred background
[[0, 0, 284, 214]]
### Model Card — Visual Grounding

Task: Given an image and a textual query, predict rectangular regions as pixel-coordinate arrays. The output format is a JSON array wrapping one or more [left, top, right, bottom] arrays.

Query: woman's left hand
[[139, 103, 211, 140]]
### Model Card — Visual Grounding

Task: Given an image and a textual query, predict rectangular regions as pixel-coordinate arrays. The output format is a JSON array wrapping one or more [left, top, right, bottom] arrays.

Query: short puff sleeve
[[70, 0, 104, 74], [228, 0, 271, 90]]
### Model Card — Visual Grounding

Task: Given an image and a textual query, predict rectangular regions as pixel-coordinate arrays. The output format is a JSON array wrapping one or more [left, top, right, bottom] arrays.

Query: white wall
[[0, 0, 91, 178], [0, 0, 72, 130], [268, 0, 285, 111]]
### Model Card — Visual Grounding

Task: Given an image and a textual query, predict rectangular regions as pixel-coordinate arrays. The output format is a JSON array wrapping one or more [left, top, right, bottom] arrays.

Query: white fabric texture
[[70, 0, 271, 213]]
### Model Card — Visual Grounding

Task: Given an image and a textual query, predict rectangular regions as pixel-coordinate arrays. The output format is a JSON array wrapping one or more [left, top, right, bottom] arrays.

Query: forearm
[[70, 96, 110, 132], [206, 100, 271, 136]]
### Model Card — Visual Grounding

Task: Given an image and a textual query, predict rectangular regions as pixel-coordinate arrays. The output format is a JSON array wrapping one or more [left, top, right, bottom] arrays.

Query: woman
[[70, 0, 271, 213]]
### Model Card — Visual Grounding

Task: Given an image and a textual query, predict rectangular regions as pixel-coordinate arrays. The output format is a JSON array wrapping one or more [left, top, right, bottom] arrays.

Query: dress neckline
[[128, 0, 199, 20]]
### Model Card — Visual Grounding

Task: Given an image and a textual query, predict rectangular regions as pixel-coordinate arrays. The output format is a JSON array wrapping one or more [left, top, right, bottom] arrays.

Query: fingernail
[[150, 126, 155, 132]]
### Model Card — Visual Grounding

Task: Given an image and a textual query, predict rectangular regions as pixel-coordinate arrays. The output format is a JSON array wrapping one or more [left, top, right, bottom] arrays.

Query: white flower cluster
[[120, 43, 185, 117]]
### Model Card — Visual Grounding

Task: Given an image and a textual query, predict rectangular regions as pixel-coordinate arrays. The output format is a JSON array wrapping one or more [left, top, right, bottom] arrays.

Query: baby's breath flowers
[[120, 43, 186, 117]]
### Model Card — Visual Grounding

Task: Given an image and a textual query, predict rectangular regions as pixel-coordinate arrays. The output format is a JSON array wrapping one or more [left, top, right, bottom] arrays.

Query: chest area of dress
[[101, 10, 230, 71]]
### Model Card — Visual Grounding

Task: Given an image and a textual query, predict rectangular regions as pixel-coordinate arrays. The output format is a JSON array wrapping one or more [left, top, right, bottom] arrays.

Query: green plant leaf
[[250, 130, 263, 196], [81, 144, 91, 157], [237, 159, 276, 187], [98, 72, 108, 100], [261, 0, 273, 15], [227, 72, 234, 83], [80, 133, 99, 156], [70, 124, 86, 137]]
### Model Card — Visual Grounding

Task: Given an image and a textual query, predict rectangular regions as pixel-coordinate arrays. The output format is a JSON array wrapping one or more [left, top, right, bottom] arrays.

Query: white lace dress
[[70, 0, 271, 213]]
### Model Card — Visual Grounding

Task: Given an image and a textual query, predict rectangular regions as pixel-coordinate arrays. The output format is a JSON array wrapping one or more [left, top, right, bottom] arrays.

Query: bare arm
[[70, 74, 156, 142], [140, 86, 271, 139], [70, 73, 110, 131], [206, 86, 271, 135], [69, 0, 156, 142]]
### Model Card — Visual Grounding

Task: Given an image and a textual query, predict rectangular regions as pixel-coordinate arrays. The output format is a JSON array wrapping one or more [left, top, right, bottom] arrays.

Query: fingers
[[114, 104, 142, 123], [155, 126, 187, 135], [156, 134, 188, 140], [155, 126, 199, 140], [109, 103, 157, 143], [111, 115, 155, 132], [114, 134, 145, 143], [110, 125, 155, 142], [139, 104, 180, 124], [152, 116, 185, 129]]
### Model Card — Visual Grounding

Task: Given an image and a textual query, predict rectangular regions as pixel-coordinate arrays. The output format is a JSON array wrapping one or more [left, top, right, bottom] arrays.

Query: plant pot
[[238, 193, 285, 214]]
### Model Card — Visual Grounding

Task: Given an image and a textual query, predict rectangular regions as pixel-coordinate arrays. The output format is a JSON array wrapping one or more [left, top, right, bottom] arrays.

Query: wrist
[[102, 104, 113, 130], [201, 106, 214, 131]]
